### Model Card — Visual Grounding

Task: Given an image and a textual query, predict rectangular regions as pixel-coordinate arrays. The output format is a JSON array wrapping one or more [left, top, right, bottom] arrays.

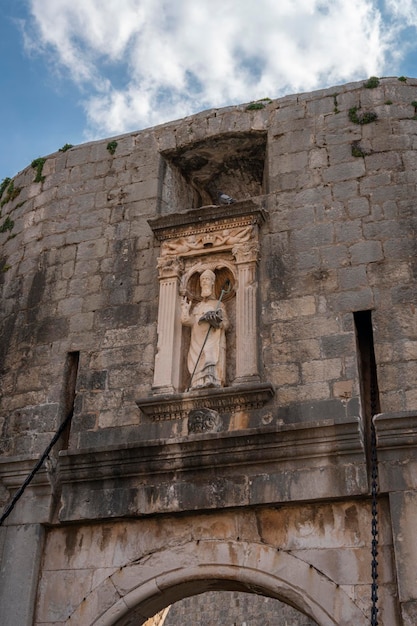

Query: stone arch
[[179, 259, 237, 302], [65, 540, 368, 626]]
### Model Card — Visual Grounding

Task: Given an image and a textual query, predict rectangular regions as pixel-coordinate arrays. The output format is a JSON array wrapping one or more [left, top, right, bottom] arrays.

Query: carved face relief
[[188, 408, 221, 434]]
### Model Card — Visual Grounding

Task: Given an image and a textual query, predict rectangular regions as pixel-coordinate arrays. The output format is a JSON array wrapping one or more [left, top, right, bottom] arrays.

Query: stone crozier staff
[[181, 269, 229, 389]]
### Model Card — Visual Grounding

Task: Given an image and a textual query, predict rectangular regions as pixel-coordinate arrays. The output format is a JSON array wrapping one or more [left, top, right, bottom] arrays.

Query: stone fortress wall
[[1, 77, 417, 625], [161, 590, 318, 625]]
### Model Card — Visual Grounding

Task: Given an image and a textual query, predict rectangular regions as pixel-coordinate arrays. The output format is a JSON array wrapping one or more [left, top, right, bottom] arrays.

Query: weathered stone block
[[333, 379, 354, 400], [66, 145, 92, 167], [338, 265, 368, 290], [328, 288, 374, 312], [269, 363, 300, 386], [267, 337, 321, 363], [287, 206, 316, 229], [66, 226, 102, 245], [278, 382, 330, 404], [293, 185, 332, 206], [270, 296, 316, 321], [94, 304, 142, 330], [293, 249, 321, 270], [271, 150, 309, 174], [349, 240, 383, 264], [36, 317, 69, 344], [391, 285, 417, 305], [332, 179, 359, 201], [68, 312, 94, 334], [335, 220, 363, 244], [309, 147, 328, 168], [347, 197, 370, 218], [273, 103, 306, 123], [320, 244, 349, 269], [322, 160, 365, 183], [365, 150, 402, 172], [290, 223, 334, 251], [316, 201, 346, 224], [321, 333, 355, 358], [301, 358, 342, 383]]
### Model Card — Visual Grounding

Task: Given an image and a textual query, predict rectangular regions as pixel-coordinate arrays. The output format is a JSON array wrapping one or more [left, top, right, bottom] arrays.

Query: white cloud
[[25, 0, 411, 138], [385, 0, 417, 24]]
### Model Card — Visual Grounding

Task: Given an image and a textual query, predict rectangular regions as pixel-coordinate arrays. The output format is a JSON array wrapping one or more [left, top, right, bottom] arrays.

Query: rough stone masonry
[[1, 77, 417, 625]]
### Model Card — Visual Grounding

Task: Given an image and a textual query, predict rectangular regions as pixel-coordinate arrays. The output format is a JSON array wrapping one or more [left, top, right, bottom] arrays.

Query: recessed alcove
[[137, 201, 274, 428], [159, 131, 267, 210]]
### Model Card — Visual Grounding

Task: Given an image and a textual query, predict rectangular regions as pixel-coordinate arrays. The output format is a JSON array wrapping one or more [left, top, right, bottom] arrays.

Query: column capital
[[157, 256, 184, 279], [232, 242, 260, 265]]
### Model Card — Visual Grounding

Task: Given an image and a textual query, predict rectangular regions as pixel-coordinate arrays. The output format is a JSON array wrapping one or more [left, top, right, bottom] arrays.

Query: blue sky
[[1, 0, 417, 182]]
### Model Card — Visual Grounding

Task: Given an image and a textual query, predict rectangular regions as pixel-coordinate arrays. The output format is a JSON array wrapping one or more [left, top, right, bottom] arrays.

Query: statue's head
[[200, 269, 216, 298]]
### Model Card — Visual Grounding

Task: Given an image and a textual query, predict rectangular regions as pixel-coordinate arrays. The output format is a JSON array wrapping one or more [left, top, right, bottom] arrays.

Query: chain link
[[370, 376, 379, 626]]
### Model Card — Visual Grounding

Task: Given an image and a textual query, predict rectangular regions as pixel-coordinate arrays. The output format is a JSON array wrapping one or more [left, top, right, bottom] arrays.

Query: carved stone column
[[152, 257, 183, 393], [233, 241, 260, 384]]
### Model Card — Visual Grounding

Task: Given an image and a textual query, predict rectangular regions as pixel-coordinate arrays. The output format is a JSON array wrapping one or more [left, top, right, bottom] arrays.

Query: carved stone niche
[[137, 201, 274, 425]]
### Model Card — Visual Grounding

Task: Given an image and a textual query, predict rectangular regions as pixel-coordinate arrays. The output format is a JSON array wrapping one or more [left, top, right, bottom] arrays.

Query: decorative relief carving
[[161, 225, 255, 256], [188, 408, 221, 434], [157, 256, 184, 278], [232, 241, 260, 264], [150, 204, 266, 253]]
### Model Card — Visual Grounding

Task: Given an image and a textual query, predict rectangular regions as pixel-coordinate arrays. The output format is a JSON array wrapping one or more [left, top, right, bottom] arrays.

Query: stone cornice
[[0, 455, 54, 525], [137, 382, 275, 421], [0, 454, 50, 490], [148, 201, 267, 241], [374, 411, 417, 450], [374, 411, 417, 492], [56, 417, 368, 521]]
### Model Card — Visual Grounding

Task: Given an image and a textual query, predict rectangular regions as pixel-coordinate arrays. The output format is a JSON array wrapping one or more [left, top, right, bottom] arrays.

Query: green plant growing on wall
[[0, 177, 11, 199], [59, 143, 73, 152], [410, 101, 417, 119], [246, 98, 272, 110], [351, 141, 367, 158], [1, 180, 21, 207], [333, 93, 339, 114], [364, 76, 380, 89], [398, 76, 407, 82], [0, 216, 14, 233], [31, 158, 46, 183], [348, 106, 378, 125], [107, 141, 118, 155], [246, 102, 265, 110], [1, 263, 11, 272], [385, 100, 393, 105]]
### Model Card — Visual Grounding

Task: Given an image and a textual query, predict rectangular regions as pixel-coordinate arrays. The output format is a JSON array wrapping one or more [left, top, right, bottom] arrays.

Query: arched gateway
[[65, 541, 367, 626]]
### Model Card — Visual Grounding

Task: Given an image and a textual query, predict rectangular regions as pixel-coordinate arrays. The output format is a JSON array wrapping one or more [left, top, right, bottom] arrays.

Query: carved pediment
[[148, 201, 266, 256]]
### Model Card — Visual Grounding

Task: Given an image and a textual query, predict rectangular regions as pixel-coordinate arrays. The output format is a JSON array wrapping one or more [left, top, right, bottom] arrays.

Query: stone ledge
[[374, 411, 417, 450], [374, 411, 417, 492], [136, 382, 275, 422], [0, 455, 50, 490], [0, 416, 372, 524], [0, 456, 53, 525], [148, 200, 266, 238], [57, 417, 368, 521]]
